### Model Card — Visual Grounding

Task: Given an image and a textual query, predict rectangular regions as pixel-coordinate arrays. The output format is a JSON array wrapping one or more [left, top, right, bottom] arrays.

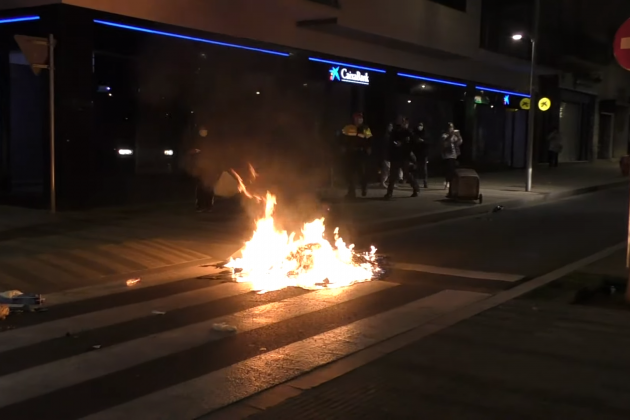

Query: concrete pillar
[[47, 6, 95, 209]]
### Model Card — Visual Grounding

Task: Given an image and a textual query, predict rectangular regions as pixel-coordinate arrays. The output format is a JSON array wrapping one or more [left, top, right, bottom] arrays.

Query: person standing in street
[[441, 122, 463, 192], [547, 128, 562, 168], [188, 125, 228, 213], [340, 112, 373, 199], [412, 121, 429, 188], [385, 116, 419, 199], [380, 123, 393, 188]]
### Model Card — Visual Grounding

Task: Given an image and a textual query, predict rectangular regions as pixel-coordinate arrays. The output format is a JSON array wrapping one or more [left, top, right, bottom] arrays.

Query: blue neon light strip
[[397, 72, 466, 87], [475, 86, 530, 98], [0, 16, 40, 24], [309, 57, 386, 74], [93, 19, 290, 57]]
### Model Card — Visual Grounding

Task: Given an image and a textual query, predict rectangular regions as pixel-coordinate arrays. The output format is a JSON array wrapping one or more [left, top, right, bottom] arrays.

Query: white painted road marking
[[80, 290, 489, 420], [0, 282, 254, 353], [393, 262, 525, 282], [0, 281, 397, 408]]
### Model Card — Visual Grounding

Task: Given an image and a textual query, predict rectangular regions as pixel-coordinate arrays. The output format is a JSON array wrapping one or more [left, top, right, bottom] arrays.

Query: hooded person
[[384, 116, 419, 199]]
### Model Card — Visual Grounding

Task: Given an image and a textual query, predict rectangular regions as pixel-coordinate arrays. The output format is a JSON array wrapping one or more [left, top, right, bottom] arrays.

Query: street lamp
[[511, 0, 539, 192], [512, 31, 536, 192]]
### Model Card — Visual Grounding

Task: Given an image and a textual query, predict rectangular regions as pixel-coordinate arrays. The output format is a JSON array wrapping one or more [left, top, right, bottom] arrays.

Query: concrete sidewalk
[[0, 161, 624, 294], [329, 160, 627, 235], [239, 245, 630, 420]]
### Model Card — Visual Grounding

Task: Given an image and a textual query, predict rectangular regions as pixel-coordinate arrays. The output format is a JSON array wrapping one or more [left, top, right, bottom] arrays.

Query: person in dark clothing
[[190, 149, 215, 212], [412, 122, 429, 188], [340, 112, 373, 198], [385, 116, 419, 199], [188, 125, 226, 212]]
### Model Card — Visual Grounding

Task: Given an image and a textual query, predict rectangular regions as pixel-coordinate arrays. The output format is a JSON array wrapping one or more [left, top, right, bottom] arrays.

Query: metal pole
[[525, 0, 540, 192], [48, 34, 56, 213], [525, 39, 535, 192]]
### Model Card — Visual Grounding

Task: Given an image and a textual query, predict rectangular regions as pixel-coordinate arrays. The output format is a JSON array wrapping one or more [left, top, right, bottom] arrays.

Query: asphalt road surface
[[0, 187, 626, 420]]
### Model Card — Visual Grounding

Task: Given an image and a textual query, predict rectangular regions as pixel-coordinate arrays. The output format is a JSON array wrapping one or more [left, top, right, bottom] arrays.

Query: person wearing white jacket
[[441, 122, 463, 190]]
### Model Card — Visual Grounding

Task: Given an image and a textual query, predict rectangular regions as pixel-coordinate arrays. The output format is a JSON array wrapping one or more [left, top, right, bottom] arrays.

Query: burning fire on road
[[225, 167, 381, 294]]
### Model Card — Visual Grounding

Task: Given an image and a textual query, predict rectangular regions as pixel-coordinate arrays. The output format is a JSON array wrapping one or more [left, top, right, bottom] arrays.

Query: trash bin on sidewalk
[[448, 168, 483, 204], [620, 156, 629, 176]]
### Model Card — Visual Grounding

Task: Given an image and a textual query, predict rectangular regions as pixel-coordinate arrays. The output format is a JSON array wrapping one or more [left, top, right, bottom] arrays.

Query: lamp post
[[512, 0, 540, 192]]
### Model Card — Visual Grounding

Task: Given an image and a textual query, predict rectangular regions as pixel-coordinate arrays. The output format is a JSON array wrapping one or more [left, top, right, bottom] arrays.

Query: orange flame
[[226, 167, 379, 293]]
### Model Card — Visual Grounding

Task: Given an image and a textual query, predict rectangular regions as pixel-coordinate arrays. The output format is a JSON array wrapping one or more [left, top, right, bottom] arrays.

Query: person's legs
[[196, 179, 207, 211], [553, 152, 559, 167], [548, 151, 554, 168], [344, 155, 356, 197], [381, 160, 390, 187], [385, 161, 401, 198], [420, 158, 428, 188], [359, 157, 368, 197], [445, 158, 456, 194], [404, 161, 419, 196]]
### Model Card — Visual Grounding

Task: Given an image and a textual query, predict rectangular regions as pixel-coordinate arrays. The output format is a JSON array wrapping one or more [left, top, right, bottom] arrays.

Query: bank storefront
[[0, 5, 531, 209]]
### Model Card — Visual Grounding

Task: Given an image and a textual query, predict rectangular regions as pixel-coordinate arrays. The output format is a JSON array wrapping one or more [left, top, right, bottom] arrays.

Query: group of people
[[339, 112, 463, 200]]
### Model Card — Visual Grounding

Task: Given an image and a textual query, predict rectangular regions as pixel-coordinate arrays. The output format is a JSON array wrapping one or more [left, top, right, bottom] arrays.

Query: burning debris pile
[[225, 168, 382, 294]]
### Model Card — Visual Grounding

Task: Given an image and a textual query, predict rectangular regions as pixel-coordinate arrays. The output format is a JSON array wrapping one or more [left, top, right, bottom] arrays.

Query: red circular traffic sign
[[614, 17, 630, 70]]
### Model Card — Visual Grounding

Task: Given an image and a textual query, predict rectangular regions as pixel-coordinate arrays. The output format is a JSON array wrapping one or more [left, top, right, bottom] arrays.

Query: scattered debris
[[91, 345, 102, 350], [65, 332, 79, 339], [212, 322, 238, 333], [492, 205, 504, 213], [151, 310, 166, 315], [126, 278, 141, 287], [0, 290, 45, 309], [259, 347, 267, 351], [0, 305, 9, 321]]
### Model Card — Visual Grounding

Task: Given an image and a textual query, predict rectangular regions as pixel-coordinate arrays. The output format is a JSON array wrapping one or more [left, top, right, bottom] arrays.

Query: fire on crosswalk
[[226, 167, 381, 293]]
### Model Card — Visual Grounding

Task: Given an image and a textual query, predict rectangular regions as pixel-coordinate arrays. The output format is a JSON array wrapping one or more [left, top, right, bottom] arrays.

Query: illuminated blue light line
[[0, 16, 40, 24], [93, 19, 290, 57], [397, 72, 466, 87], [309, 57, 386, 73], [475, 86, 530, 98]]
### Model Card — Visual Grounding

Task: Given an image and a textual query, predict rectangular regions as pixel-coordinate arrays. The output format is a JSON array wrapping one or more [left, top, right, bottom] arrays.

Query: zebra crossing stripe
[[0, 281, 397, 408], [0, 282, 254, 353], [81, 290, 489, 420]]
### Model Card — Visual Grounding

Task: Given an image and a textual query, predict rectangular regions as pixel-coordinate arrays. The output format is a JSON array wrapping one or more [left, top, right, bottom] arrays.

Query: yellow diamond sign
[[538, 97, 551, 111], [519, 98, 530, 110]]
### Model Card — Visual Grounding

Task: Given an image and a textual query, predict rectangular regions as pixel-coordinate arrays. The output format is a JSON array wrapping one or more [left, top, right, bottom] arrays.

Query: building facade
[[1, 0, 622, 209]]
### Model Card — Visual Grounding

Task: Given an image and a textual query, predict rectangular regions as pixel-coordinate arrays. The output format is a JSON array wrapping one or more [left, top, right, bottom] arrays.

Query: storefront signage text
[[330, 66, 370, 86]]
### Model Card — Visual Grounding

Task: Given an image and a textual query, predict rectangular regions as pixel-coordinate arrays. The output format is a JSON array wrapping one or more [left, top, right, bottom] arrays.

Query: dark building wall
[[0, 4, 520, 209]]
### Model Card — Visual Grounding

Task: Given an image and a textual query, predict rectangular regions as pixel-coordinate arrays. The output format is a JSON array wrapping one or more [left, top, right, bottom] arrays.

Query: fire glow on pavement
[[226, 167, 381, 294]]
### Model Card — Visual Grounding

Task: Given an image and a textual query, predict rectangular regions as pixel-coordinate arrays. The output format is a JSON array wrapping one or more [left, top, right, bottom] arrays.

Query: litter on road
[[151, 310, 166, 315], [0, 290, 45, 308], [212, 322, 238, 333]]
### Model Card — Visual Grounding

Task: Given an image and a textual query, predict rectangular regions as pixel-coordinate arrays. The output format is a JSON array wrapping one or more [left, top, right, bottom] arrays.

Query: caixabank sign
[[308, 57, 386, 87], [329, 66, 370, 86]]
